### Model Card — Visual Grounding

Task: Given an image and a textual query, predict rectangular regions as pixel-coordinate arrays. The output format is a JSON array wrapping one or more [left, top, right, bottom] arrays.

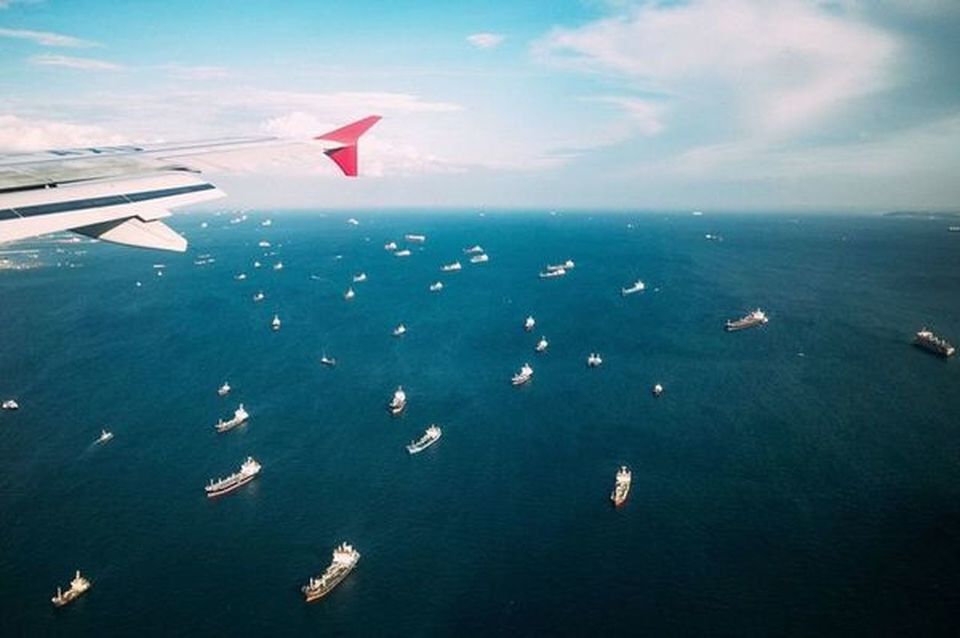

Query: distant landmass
[[883, 210, 960, 219]]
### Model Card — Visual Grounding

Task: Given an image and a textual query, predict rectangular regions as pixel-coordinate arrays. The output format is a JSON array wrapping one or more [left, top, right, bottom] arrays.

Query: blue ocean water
[[1, 211, 959, 636]]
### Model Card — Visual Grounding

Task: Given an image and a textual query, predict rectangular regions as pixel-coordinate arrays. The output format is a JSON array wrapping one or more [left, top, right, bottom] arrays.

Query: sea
[[1, 210, 959, 637]]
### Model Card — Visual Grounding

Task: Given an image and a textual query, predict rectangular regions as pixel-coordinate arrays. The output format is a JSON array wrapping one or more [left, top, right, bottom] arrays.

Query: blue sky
[[1, 0, 959, 211]]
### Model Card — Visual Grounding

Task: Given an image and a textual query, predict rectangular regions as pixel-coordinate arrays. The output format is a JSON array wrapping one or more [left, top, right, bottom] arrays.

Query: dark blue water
[[1, 211, 959, 636]]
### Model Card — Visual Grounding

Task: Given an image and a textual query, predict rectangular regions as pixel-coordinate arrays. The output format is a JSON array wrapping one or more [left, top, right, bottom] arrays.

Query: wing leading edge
[[0, 115, 381, 252]]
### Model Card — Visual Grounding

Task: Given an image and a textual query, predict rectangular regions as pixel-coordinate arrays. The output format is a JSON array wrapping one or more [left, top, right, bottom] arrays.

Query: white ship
[[96, 429, 114, 444], [253, 291, 265, 302], [2, 399, 18, 410], [205, 457, 261, 498], [429, 281, 444, 292], [51, 570, 91, 607], [258, 240, 271, 247], [621, 280, 645, 296], [587, 353, 603, 367], [725, 309, 768, 331], [272, 315, 281, 331], [405, 234, 426, 243], [273, 261, 284, 271], [535, 337, 549, 353], [611, 466, 632, 507], [470, 253, 489, 263], [235, 273, 247, 281], [652, 383, 664, 397], [407, 425, 442, 454], [512, 363, 534, 386], [301, 543, 360, 603], [261, 219, 272, 227], [320, 355, 337, 367], [344, 287, 356, 301], [539, 268, 566, 278], [384, 241, 398, 251], [253, 261, 261, 268], [352, 272, 367, 283], [347, 218, 360, 226], [218, 382, 231, 396], [215, 404, 249, 433], [393, 323, 407, 337], [395, 249, 412, 257], [441, 261, 462, 272], [389, 386, 407, 415], [524, 316, 536, 332], [547, 259, 575, 271], [464, 245, 484, 254]]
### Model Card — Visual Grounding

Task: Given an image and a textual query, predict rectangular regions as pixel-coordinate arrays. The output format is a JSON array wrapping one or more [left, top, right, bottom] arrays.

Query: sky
[[1, 0, 959, 211]]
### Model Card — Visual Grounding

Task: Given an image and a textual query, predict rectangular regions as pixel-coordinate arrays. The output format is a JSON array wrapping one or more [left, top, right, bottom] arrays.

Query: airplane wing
[[0, 115, 380, 252]]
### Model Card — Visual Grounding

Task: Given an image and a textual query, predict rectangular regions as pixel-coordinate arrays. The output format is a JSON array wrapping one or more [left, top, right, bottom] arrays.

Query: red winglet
[[315, 115, 381, 177]]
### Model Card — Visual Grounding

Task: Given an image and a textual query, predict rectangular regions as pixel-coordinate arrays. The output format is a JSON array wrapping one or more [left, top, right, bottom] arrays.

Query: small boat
[[253, 261, 262, 268], [535, 337, 548, 353], [272, 315, 281, 331], [511, 363, 533, 386], [2, 399, 18, 410], [389, 386, 407, 415], [725, 309, 768, 332], [352, 272, 367, 283], [235, 273, 247, 281], [200, 222, 208, 228], [407, 425, 442, 454], [611, 466, 631, 507], [384, 241, 398, 251], [96, 429, 113, 444], [344, 287, 356, 300], [587, 353, 603, 367], [405, 234, 426, 243], [441, 261, 462, 272], [949, 226, 960, 233], [320, 355, 337, 367], [347, 218, 360, 226], [218, 382, 231, 397], [524, 316, 536, 332], [469, 253, 489, 263], [429, 281, 443, 292], [253, 291, 265, 302], [547, 259, 575, 271], [393, 323, 407, 337], [621, 280, 645, 296], [215, 404, 249, 433], [394, 249, 412, 257], [258, 240, 271, 248], [539, 268, 566, 278], [464, 245, 484, 254], [51, 570, 91, 607], [261, 219, 273, 227], [273, 262, 284, 271], [652, 383, 664, 397]]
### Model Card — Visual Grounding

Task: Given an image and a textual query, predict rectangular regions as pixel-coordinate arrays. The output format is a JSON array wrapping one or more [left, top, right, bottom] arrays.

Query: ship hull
[[725, 320, 764, 332], [206, 473, 257, 498], [913, 341, 956, 357], [302, 567, 356, 602]]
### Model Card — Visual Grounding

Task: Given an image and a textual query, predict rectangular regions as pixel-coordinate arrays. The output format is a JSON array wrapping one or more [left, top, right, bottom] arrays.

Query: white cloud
[[30, 54, 123, 70], [535, 0, 899, 139], [0, 114, 126, 151], [467, 32, 505, 49], [161, 64, 234, 80], [584, 96, 664, 136], [0, 27, 99, 47]]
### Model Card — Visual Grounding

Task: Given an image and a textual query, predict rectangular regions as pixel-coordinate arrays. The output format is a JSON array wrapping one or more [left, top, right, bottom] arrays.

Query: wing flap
[[74, 216, 187, 252]]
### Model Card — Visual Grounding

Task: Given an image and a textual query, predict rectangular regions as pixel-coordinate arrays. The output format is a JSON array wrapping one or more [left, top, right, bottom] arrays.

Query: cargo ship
[[205, 457, 261, 498], [407, 425, 442, 454], [441, 261, 462, 272], [611, 466, 632, 507], [51, 570, 91, 607], [725, 309, 768, 331], [215, 404, 249, 433], [512, 363, 533, 386], [913, 328, 956, 357], [301, 543, 360, 603]]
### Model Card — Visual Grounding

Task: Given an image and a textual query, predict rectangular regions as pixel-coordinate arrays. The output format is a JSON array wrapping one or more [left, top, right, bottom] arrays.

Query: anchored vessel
[[395, 249, 412, 257], [587, 353, 603, 367], [344, 287, 356, 300], [524, 316, 536, 332], [301, 543, 361, 603], [272, 315, 282, 331], [611, 466, 632, 507], [389, 386, 407, 415], [407, 425, 442, 454], [320, 355, 337, 367], [547, 259, 575, 271], [273, 261, 284, 271], [405, 234, 426, 243], [725, 309, 768, 332], [469, 253, 489, 264], [2, 399, 19, 410], [384, 241, 398, 251], [652, 383, 664, 397], [218, 382, 231, 397], [97, 429, 113, 444], [429, 281, 444, 292], [205, 457, 261, 498], [216, 404, 249, 433], [621, 280, 645, 296], [352, 272, 367, 283], [535, 337, 549, 353], [539, 268, 566, 278], [512, 363, 534, 386], [393, 323, 407, 337], [441, 261, 462, 272], [464, 245, 484, 254], [914, 328, 956, 357], [253, 291, 265, 302], [52, 570, 91, 607]]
